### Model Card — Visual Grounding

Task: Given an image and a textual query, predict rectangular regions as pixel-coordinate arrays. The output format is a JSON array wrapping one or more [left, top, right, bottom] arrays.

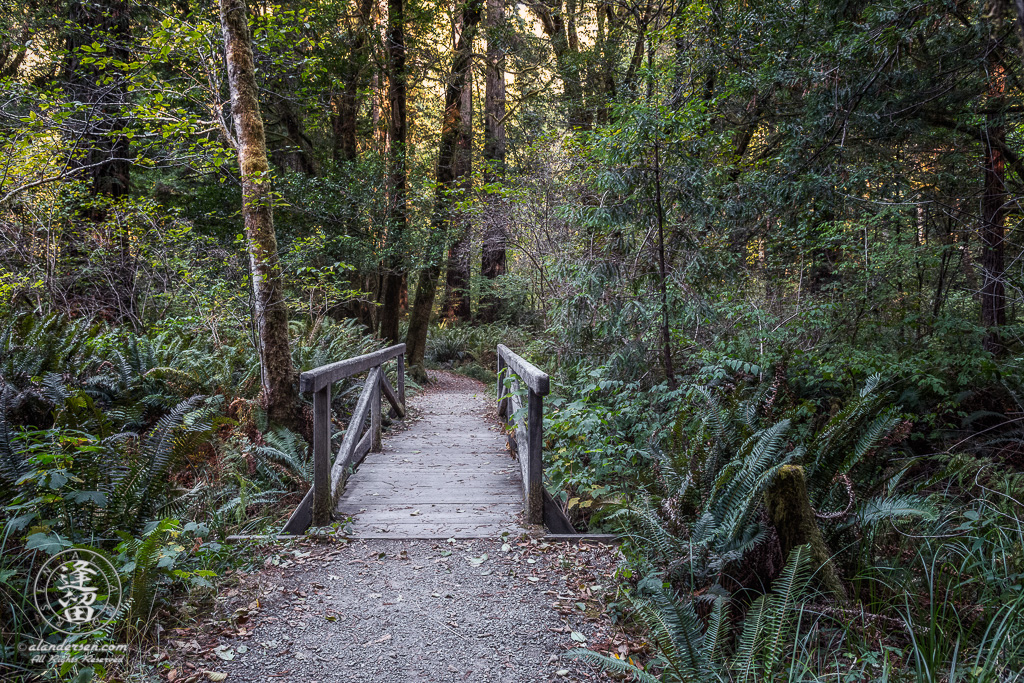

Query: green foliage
[[570, 545, 814, 682]]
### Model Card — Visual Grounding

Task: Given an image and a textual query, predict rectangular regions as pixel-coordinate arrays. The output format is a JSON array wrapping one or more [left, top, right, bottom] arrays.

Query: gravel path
[[163, 372, 624, 683]]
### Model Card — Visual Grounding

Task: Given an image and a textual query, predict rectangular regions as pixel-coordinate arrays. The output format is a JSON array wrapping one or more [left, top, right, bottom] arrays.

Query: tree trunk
[[331, 0, 375, 164], [65, 0, 131, 201], [442, 70, 473, 322], [405, 0, 483, 378], [479, 0, 507, 322], [221, 0, 300, 427], [982, 63, 1006, 355], [528, 0, 588, 129], [271, 95, 319, 176], [766, 465, 848, 601], [64, 0, 135, 323], [379, 0, 407, 345]]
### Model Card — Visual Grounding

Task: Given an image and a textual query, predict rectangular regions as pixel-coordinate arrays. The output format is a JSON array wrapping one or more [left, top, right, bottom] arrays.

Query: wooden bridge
[[281, 344, 576, 538]]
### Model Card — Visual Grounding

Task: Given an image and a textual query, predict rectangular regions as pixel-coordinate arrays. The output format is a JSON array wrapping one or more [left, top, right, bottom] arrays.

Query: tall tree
[[379, 0, 407, 344], [65, 0, 131, 201], [527, 0, 589, 129], [331, 0, 375, 165], [442, 50, 473, 322], [220, 0, 300, 426], [982, 54, 1007, 354], [479, 0, 506, 322], [405, 0, 483, 376]]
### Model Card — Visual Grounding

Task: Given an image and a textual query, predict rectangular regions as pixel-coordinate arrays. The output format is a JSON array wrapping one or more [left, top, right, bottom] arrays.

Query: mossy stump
[[766, 464, 847, 601]]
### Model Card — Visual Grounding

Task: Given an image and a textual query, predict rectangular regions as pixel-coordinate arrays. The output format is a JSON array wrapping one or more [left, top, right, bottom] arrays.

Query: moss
[[766, 465, 847, 601]]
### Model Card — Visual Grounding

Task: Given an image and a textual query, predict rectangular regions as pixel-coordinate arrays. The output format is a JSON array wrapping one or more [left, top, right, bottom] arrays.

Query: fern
[[571, 546, 813, 682], [115, 518, 178, 638], [806, 374, 901, 502]]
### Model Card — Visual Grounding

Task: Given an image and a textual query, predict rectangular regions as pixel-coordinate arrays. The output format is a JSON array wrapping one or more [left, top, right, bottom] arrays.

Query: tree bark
[[221, 0, 300, 427], [479, 0, 507, 322], [64, 0, 135, 323], [65, 0, 131, 201], [379, 0, 408, 345], [443, 68, 473, 322], [766, 465, 848, 601], [527, 0, 589, 129], [331, 0, 375, 164], [405, 0, 483, 377], [982, 62, 1007, 355]]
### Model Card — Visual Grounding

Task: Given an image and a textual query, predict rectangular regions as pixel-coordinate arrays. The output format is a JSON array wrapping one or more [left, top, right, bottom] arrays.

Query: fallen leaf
[[205, 672, 227, 682], [212, 646, 234, 661], [571, 631, 587, 643]]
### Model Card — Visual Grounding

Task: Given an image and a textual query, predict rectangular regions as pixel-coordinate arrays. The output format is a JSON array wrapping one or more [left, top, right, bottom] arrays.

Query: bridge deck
[[336, 375, 526, 539]]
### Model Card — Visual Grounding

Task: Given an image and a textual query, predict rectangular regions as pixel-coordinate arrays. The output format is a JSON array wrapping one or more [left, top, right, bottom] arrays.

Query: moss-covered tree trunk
[[405, 0, 483, 377], [766, 465, 847, 600], [221, 0, 300, 427]]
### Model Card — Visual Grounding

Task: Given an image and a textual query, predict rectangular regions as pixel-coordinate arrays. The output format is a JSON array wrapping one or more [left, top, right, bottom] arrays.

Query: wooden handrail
[[282, 344, 406, 534], [299, 344, 406, 393], [496, 344, 549, 395], [496, 345, 548, 525]]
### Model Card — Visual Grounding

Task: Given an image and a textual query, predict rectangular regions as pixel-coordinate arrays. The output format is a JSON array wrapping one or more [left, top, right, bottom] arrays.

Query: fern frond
[[566, 648, 660, 682]]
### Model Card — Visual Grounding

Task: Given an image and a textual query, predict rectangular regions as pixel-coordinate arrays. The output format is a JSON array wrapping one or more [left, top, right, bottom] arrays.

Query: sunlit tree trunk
[[528, 0, 588, 129], [479, 0, 507, 322], [221, 0, 300, 427], [406, 0, 483, 377], [379, 0, 407, 344]]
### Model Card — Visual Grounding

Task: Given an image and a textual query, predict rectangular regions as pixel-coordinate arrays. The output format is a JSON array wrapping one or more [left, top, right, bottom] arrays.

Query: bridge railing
[[282, 343, 406, 534], [496, 344, 549, 525]]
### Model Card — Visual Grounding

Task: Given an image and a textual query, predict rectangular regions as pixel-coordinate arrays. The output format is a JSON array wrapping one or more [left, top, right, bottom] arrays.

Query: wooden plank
[[336, 510, 518, 523], [337, 502, 520, 514], [497, 344, 549, 395], [339, 484, 520, 496], [543, 534, 621, 544], [397, 352, 405, 407], [339, 490, 521, 504], [299, 344, 404, 392], [280, 487, 313, 534], [380, 373, 405, 418], [311, 384, 332, 527], [542, 487, 574, 533], [346, 473, 518, 485], [496, 355, 507, 417], [342, 522, 520, 539], [526, 389, 544, 525], [330, 371, 378, 503], [370, 371, 382, 452]]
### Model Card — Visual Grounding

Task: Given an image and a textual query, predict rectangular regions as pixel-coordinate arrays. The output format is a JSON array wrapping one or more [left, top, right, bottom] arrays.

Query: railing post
[[311, 384, 332, 527], [371, 367, 382, 452], [496, 350, 507, 418], [526, 388, 544, 524], [397, 352, 406, 409]]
